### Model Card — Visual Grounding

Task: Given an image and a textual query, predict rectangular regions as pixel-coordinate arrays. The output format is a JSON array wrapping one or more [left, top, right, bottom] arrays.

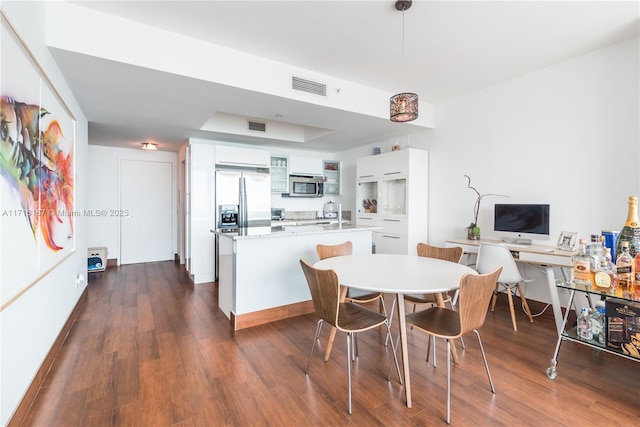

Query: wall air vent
[[248, 121, 267, 132], [291, 76, 327, 97]]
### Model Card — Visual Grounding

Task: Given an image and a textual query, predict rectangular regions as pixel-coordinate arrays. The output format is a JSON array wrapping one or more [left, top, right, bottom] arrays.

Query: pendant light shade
[[390, 0, 418, 123], [390, 92, 418, 122]]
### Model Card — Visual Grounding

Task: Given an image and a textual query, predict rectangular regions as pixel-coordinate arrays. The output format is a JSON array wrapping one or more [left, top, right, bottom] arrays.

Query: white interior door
[[120, 159, 173, 264]]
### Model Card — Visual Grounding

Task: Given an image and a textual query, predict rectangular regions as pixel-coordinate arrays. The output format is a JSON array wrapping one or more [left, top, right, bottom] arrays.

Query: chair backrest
[[476, 243, 523, 284], [417, 243, 463, 264], [458, 267, 503, 334], [316, 241, 353, 260], [300, 259, 340, 328]]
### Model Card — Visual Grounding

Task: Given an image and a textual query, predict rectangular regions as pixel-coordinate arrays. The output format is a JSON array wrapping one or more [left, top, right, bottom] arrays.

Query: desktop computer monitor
[[493, 203, 550, 245]]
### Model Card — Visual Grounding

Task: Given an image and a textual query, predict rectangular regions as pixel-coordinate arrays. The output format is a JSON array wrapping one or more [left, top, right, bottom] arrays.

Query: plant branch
[[464, 175, 509, 227]]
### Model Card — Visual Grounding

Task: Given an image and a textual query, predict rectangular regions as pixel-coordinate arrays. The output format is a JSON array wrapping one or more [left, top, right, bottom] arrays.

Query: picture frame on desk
[[557, 231, 578, 251]]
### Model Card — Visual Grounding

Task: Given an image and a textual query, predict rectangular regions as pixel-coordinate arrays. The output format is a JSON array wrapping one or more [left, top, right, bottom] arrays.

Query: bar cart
[[547, 280, 640, 379]]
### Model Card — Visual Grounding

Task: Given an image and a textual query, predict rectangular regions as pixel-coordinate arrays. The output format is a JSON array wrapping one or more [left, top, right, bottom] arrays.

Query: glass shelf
[[271, 156, 288, 193], [556, 280, 640, 302], [323, 160, 340, 195]]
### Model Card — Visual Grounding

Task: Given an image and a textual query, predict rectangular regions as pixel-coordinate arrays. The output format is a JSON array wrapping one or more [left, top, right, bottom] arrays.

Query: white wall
[[86, 145, 178, 263], [423, 36, 640, 304], [0, 3, 89, 424]]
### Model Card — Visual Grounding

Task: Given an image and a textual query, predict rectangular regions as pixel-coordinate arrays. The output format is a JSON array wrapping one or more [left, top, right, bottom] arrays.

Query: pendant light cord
[[402, 7, 405, 68]]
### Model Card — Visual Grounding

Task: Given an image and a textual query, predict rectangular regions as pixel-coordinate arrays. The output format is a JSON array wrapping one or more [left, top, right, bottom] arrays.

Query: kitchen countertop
[[211, 222, 378, 240]]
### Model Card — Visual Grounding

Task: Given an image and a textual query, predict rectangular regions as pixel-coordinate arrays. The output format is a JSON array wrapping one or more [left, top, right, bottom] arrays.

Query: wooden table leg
[[323, 286, 349, 362], [435, 293, 460, 365], [396, 293, 411, 408]]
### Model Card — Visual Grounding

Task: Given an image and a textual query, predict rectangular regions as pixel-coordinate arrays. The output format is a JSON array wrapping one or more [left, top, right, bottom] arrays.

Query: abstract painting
[[1, 11, 76, 310]]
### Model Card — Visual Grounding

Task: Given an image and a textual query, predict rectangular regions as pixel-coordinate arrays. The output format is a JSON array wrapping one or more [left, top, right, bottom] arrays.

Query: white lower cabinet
[[377, 232, 408, 255]]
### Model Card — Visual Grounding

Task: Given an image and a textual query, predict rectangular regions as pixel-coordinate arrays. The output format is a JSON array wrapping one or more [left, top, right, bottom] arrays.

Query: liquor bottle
[[577, 307, 593, 341], [616, 241, 634, 290], [571, 239, 592, 286], [635, 252, 640, 283], [593, 258, 616, 290], [586, 234, 604, 269], [590, 302, 606, 345], [615, 196, 640, 259]]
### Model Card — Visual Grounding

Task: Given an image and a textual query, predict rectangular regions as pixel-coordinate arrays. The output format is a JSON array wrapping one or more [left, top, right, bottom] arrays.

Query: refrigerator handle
[[238, 176, 248, 228]]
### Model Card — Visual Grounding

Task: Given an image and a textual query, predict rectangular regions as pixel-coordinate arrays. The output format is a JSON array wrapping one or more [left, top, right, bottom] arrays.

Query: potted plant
[[464, 175, 508, 240]]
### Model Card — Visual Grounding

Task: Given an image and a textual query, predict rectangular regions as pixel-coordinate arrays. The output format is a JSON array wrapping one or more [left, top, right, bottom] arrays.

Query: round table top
[[314, 253, 477, 294]]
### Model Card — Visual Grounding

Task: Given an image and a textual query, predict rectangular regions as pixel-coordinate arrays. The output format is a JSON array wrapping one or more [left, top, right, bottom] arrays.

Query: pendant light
[[390, 0, 418, 122]]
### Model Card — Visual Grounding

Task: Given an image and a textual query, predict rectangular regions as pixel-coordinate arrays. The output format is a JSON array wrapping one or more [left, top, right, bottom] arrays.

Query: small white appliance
[[323, 201, 338, 219]]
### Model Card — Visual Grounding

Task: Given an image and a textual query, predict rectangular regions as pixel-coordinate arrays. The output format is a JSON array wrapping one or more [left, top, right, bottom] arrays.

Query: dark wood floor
[[20, 261, 640, 426]]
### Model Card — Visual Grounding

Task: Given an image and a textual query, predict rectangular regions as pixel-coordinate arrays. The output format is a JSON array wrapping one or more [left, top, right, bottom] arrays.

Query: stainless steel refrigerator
[[214, 168, 271, 279], [215, 169, 271, 227]]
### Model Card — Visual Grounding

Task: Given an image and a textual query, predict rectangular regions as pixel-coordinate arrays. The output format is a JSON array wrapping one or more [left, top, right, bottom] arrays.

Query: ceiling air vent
[[248, 120, 266, 132], [291, 76, 327, 97]]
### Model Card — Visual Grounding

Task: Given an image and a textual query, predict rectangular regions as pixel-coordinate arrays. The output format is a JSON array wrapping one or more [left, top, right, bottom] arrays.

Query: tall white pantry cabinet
[[356, 148, 428, 255]]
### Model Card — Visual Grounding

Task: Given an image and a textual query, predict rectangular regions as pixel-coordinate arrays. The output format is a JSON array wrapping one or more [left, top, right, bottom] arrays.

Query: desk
[[445, 238, 573, 335], [314, 254, 477, 408]]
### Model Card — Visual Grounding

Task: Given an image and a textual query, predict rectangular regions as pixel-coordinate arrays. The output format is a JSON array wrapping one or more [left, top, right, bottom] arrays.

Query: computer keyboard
[[508, 243, 529, 248]]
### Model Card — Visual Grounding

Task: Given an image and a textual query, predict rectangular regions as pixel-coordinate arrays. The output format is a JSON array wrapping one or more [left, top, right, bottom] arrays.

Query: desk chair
[[476, 242, 534, 331], [316, 242, 389, 361], [300, 259, 401, 414], [401, 267, 503, 424]]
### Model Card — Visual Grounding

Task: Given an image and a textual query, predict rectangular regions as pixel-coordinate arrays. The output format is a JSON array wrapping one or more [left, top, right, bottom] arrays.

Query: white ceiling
[[52, 1, 640, 152]]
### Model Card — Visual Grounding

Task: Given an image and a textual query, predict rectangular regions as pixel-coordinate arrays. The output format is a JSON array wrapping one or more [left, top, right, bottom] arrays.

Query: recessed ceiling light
[[141, 142, 158, 150]]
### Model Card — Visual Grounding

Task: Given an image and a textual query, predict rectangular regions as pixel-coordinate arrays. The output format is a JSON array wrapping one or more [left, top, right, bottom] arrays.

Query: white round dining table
[[314, 253, 477, 409]]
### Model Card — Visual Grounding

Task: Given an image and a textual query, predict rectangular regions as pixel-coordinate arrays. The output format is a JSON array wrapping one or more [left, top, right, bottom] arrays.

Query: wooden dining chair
[[300, 259, 401, 414], [316, 241, 389, 361], [404, 243, 464, 364], [405, 243, 464, 310], [403, 266, 503, 424]]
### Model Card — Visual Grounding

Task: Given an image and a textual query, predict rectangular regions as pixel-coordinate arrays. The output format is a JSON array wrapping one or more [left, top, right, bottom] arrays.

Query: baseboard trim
[[231, 300, 314, 332], [8, 288, 89, 426], [106, 258, 118, 267]]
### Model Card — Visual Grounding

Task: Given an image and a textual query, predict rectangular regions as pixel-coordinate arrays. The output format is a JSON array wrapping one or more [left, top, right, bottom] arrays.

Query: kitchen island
[[214, 223, 377, 331]]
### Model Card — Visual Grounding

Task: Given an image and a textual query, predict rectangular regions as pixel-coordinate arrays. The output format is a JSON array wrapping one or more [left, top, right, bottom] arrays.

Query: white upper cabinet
[[356, 154, 382, 179], [215, 145, 270, 168], [289, 156, 323, 176], [355, 148, 429, 255]]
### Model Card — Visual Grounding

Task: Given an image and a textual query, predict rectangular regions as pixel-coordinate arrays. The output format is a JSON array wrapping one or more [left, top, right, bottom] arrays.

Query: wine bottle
[[615, 196, 640, 259]]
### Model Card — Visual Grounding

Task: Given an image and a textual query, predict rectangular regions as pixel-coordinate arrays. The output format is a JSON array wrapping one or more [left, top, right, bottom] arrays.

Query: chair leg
[[323, 326, 337, 362], [346, 332, 353, 414], [474, 329, 495, 394], [385, 321, 403, 384], [353, 333, 358, 361], [446, 338, 451, 424], [506, 286, 518, 331], [378, 296, 387, 335], [384, 296, 397, 347], [516, 283, 534, 323], [426, 334, 437, 367], [490, 283, 499, 312], [306, 319, 324, 375]]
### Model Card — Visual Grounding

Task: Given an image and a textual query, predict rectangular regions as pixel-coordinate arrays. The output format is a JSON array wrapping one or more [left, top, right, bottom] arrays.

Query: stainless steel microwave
[[288, 174, 324, 197]]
